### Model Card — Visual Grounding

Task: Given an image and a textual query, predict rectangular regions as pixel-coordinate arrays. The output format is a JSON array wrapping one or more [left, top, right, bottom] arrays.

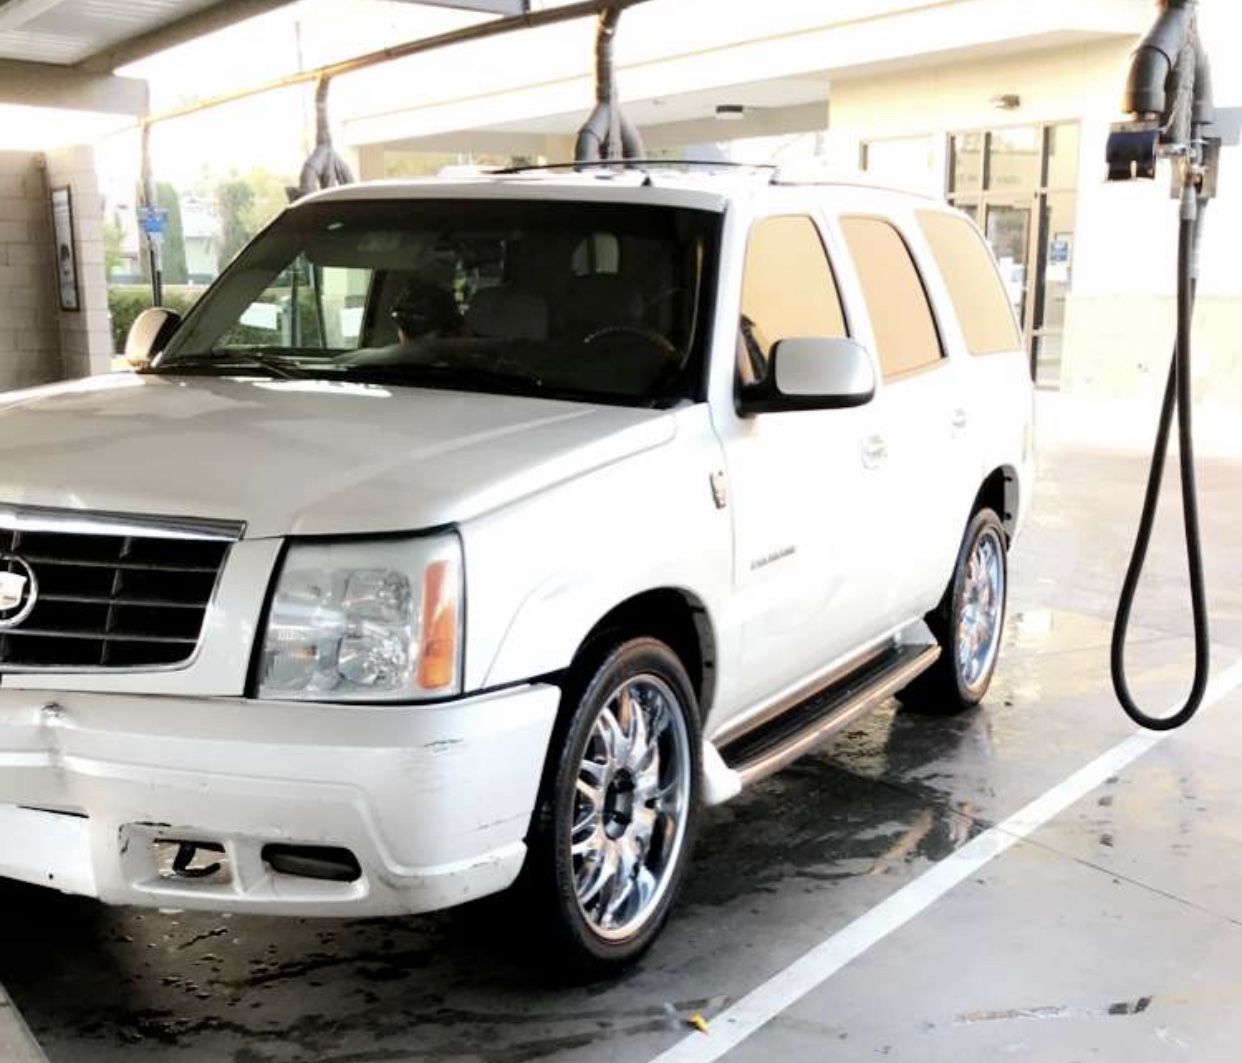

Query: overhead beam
[[76, 0, 300, 75], [135, 0, 652, 129], [76, 0, 525, 76], [0, 58, 148, 115], [395, 0, 528, 12]]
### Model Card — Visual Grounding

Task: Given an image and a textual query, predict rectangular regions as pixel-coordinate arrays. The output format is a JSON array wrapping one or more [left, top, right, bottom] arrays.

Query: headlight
[[257, 534, 462, 702]]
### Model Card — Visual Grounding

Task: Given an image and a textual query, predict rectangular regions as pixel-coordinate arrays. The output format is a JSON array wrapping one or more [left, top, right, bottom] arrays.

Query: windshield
[[158, 197, 721, 407]]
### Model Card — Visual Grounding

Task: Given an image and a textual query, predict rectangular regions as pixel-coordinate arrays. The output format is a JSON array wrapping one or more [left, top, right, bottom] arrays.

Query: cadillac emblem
[[0, 555, 37, 630]]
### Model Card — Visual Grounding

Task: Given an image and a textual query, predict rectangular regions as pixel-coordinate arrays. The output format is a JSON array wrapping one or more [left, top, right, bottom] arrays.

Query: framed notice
[[49, 186, 80, 312]]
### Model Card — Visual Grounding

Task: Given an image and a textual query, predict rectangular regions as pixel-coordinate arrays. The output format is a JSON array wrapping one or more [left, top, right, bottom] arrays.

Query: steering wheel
[[583, 325, 679, 358]]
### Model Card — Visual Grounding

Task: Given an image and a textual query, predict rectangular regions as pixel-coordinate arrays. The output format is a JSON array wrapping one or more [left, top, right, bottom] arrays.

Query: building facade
[[337, 0, 1242, 402]]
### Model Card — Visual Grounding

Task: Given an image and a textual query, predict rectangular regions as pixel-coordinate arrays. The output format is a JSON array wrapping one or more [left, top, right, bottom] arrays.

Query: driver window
[[739, 215, 847, 384]]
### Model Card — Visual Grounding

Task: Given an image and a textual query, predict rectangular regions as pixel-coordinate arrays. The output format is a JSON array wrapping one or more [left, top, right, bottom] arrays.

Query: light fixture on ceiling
[[716, 104, 747, 121], [991, 94, 1021, 111]]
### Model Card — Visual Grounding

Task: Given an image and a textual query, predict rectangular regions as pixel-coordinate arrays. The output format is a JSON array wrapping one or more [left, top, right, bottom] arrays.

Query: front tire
[[902, 508, 1008, 714], [524, 638, 702, 973]]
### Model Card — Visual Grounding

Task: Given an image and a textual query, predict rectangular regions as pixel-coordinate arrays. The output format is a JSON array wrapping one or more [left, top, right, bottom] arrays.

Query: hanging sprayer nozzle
[[1107, 0, 1220, 731]]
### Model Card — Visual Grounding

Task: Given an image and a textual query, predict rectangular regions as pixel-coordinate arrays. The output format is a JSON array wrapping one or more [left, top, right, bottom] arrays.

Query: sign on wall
[[49, 186, 80, 313]]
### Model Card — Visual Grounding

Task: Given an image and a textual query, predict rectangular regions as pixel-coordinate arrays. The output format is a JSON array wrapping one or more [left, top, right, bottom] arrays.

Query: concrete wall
[[0, 151, 61, 391], [826, 39, 1242, 402]]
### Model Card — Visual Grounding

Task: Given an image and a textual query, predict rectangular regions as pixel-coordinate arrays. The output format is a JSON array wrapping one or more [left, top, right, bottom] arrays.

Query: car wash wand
[[1105, 0, 1221, 730]]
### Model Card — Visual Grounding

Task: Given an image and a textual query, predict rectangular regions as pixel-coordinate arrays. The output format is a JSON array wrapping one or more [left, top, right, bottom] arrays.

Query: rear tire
[[521, 637, 702, 975], [900, 508, 1008, 714]]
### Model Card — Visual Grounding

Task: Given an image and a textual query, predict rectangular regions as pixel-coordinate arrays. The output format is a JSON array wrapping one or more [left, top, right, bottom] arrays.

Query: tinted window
[[840, 216, 942, 380], [738, 215, 847, 383], [918, 210, 1022, 356]]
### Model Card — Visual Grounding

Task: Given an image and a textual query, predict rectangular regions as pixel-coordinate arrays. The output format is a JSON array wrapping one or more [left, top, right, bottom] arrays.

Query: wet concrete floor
[[3, 435, 1242, 1062]]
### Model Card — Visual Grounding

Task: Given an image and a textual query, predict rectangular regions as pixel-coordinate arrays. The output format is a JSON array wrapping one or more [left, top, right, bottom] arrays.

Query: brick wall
[[46, 145, 112, 380], [0, 151, 60, 391], [0, 146, 112, 393]]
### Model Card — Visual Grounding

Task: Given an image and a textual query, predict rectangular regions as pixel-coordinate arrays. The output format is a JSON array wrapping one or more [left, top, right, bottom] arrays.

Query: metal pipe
[[139, 121, 162, 306]]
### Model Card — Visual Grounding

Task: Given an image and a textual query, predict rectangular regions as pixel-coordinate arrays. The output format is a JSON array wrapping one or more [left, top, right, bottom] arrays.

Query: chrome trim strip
[[0, 505, 245, 543], [710, 623, 923, 747], [712, 642, 893, 748], [732, 645, 941, 788]]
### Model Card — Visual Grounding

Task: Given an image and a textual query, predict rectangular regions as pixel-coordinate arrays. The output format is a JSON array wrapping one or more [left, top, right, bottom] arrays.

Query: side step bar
[[718, 643, 941, 787]]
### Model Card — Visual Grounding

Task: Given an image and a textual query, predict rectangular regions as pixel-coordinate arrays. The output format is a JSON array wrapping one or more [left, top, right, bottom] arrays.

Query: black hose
[[1110, 202, 1211, 730]]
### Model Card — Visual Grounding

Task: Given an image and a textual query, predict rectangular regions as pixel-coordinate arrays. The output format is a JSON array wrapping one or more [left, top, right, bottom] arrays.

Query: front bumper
[[0, 683, 559, 916]]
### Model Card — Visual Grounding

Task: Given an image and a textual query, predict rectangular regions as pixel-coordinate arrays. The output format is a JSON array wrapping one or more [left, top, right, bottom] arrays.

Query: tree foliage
[[155, 182, 188, 285], [214, 168, 293, 270], [103, 215, 125, 277]]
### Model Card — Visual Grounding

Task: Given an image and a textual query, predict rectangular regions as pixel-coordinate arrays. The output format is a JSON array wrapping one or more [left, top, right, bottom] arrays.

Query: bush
[[108, 285, 206, 354]]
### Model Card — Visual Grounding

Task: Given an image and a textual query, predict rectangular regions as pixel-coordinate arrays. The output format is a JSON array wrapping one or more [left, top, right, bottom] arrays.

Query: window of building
[[987, 126, 1042, 191], [948, 121, 1080, 388], [840, 217, 942, 380], [738, 215, 847, 383], [918, 210, 1021, 356], [950, 132, 985, 196]]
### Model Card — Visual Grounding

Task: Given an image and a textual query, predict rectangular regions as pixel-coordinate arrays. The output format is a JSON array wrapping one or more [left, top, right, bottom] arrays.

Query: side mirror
[[124, 307, 182, 370], [738, 337, 877, 416]]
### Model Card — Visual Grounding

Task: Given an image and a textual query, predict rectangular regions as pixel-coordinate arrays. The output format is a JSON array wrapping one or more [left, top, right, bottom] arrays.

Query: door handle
[[862, 435, 888, 469]]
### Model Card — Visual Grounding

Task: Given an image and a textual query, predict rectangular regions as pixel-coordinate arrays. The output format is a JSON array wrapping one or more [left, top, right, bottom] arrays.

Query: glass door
[[984, 199, 1034, 326]]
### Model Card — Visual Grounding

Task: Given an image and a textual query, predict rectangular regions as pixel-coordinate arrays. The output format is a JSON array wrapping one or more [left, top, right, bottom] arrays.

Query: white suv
[[0, 165, 1033, 971]]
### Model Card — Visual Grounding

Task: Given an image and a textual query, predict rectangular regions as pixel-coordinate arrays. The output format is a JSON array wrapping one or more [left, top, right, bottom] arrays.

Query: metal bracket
[[1106, 123, 1160, 182]]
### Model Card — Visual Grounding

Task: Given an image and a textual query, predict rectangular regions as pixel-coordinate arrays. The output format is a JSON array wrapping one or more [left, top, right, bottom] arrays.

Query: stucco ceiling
[[0, 0, 523, 68]]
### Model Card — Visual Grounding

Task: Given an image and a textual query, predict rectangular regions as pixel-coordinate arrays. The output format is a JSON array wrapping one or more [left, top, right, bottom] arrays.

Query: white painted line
[[650, 659, 1242, 1063], [0, 983, 49, 1063]]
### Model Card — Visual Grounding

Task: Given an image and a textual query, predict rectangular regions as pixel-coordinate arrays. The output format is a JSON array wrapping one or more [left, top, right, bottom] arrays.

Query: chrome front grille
[[0, 507, 242, 671]]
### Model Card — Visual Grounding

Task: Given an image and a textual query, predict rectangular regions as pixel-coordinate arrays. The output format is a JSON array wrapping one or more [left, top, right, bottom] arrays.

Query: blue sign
[[136, 206, 168, 238]]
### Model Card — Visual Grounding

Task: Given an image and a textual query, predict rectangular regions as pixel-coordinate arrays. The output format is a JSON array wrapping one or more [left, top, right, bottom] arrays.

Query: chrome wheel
[[957, 526, 1005, 691], [569, 674, 691, 941]]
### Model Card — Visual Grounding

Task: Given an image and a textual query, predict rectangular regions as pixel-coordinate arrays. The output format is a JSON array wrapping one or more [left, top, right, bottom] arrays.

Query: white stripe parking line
[[650, 659, 1242, 1063], [0, 983, 49, 1063]]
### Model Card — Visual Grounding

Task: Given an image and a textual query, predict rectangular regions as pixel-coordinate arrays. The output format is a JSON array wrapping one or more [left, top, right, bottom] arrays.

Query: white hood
[[0, 374, 676, 538]]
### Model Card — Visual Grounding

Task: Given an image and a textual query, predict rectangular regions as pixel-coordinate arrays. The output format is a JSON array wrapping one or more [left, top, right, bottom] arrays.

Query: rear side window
[[739, 216, 847, 382], [840, 216, 942, 380], [918, 210, 1022, 355]]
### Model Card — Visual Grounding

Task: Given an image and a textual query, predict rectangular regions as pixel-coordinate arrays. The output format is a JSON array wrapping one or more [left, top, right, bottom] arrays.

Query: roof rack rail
[[493, 159, 777, 176]]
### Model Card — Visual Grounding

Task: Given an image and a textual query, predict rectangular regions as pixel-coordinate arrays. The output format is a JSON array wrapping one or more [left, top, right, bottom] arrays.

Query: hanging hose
[[574, 5, 644, 164], [1107, 0, 1220, 731], [1110, 197, 1211, 730], [298, 76, 355, 197]]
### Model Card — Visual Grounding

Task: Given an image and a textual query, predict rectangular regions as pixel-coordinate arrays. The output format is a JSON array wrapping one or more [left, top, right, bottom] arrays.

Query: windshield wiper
[[156, 349, 311, 380], [342, 359, 544, 393]]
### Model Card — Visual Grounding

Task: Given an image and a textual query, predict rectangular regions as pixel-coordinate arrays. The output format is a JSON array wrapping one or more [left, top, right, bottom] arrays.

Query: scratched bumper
[[0, 684, 559, 916]]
